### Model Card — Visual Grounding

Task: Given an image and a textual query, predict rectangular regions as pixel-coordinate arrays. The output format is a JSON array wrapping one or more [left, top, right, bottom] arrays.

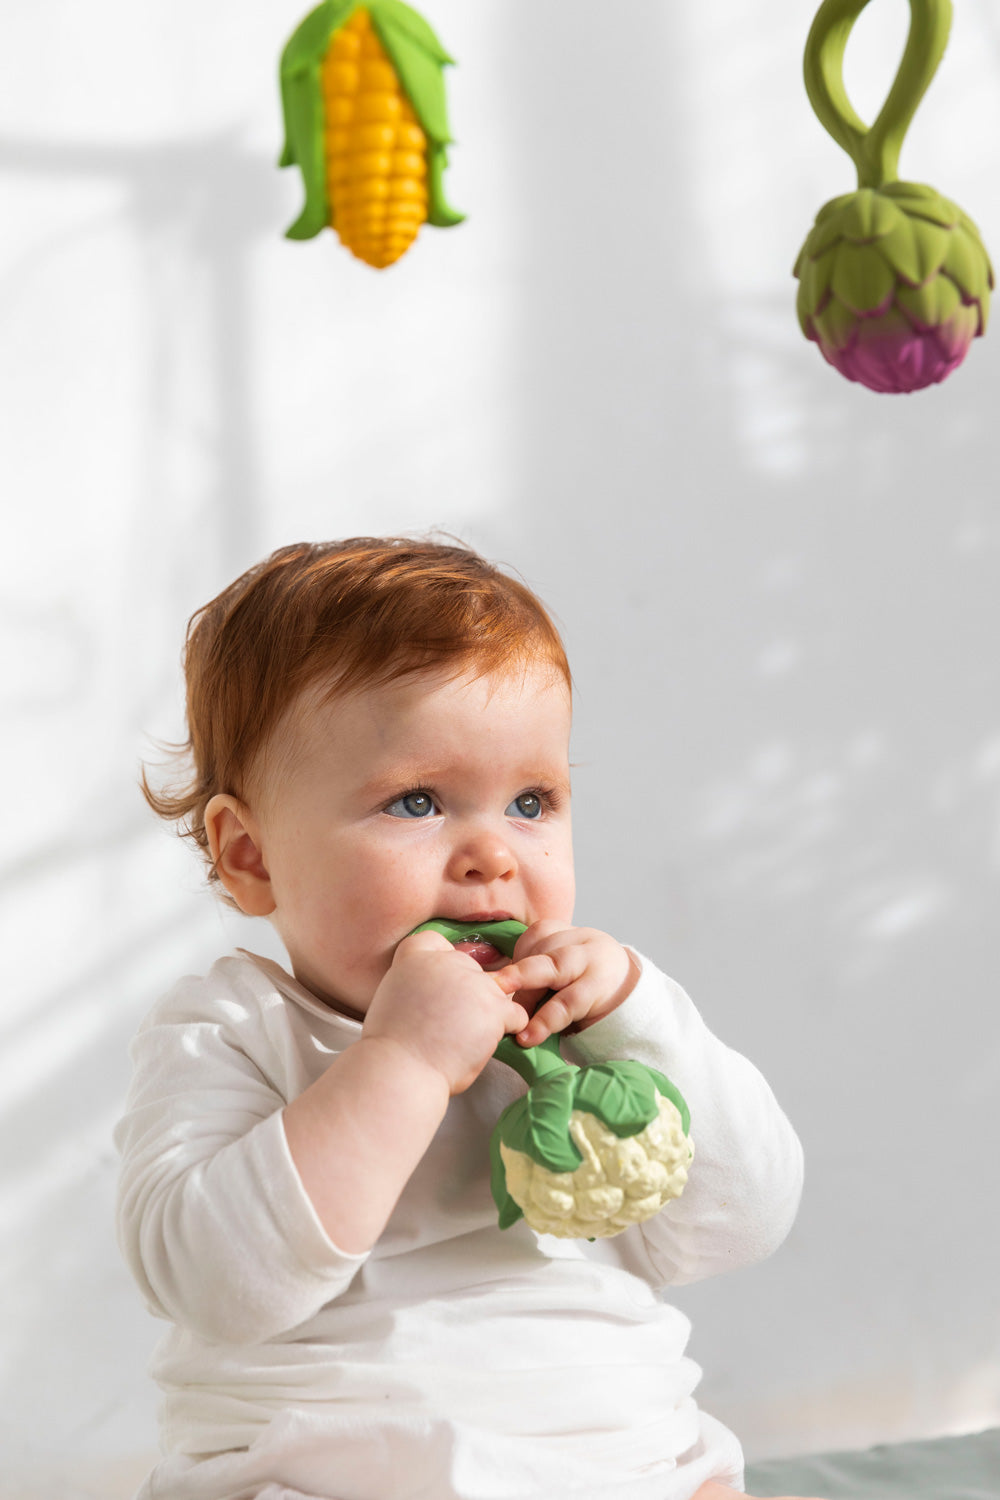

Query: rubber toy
[[411, 920, 693, 1241], [279, 0, 463, 269], [794, 0, 993, 392]]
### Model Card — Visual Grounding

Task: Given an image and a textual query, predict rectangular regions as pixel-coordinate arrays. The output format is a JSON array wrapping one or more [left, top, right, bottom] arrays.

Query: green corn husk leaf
[[279, 0, 463, 242], [372, 0, 452, 138], [279, 0, 355, 239], [371, 0, 463, 227]]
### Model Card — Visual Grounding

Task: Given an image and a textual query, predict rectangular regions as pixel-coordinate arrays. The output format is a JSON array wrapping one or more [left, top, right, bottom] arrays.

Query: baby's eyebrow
[[356, 764, 573, 802], [357, 766, 440, 798]]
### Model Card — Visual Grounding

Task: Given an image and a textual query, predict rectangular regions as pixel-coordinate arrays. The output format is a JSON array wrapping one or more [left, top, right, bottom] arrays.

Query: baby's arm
[[564, 952, 803, 1285], [116, 935, 527, 1344], [492, 923, 801, 1280], [116, 996, 366, 1345], [283, 929, 528, 1253]]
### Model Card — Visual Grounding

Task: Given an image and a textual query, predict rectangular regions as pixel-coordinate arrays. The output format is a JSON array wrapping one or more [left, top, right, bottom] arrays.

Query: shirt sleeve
[[114, 983, 369, 1346], [562, 950, 804, 1289]]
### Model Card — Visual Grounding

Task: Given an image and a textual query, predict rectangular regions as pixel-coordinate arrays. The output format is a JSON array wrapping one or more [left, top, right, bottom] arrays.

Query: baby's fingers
[[504, 999, 531, 1035], [515, 991, 578, 1047], [493, 953, 560, 995]]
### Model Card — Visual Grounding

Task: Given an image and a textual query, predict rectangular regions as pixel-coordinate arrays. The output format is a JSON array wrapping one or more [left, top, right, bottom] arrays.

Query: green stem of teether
[[493, 1032, 577, 1086], [804, 0, 952, 188]]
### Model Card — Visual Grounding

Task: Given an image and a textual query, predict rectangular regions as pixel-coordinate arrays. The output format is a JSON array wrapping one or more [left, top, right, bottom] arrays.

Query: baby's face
[[252, 661, 575, 1017]]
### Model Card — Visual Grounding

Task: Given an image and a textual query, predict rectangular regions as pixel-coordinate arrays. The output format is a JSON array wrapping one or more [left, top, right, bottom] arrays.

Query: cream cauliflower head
[[489, 1038, 694, 1242], [500, 1090, 693, 1239]]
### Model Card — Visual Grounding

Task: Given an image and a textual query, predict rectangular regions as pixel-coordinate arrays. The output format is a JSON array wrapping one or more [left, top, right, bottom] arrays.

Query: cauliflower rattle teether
[[412, 920, 693, 1240]]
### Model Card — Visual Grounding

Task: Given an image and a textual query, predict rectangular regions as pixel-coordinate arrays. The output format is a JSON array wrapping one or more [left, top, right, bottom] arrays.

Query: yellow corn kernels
[[321, 9, 429, 269]]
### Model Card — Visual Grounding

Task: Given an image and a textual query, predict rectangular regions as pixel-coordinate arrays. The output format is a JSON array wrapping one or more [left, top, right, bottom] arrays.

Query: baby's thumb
[[396, 929, 452, 957], [504, 999, 531, 1035]]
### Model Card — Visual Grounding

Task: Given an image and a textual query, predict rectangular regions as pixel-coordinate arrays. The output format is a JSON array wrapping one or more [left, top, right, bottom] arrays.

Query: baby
[[117, 537, 814, 1500]]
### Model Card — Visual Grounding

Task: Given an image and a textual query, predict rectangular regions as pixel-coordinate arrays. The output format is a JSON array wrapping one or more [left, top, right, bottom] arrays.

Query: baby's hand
[[493, 922, 641, 1047], [363, 930, 530, 1096]]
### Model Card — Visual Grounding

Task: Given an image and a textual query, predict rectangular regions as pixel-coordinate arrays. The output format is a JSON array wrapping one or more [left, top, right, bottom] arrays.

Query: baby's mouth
[[408, 917, 524, 971], [453, 937, 509, 971]]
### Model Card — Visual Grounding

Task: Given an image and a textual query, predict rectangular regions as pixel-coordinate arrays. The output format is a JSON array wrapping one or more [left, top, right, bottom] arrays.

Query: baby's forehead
[[260, 660, 570, 782], [302, 657, 568, 720]]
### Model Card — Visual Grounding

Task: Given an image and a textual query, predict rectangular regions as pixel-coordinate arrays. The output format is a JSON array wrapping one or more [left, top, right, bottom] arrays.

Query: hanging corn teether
[[412, 920, 693, 1240], [794, 0, 993, 392], [279, 1, 463, 269]]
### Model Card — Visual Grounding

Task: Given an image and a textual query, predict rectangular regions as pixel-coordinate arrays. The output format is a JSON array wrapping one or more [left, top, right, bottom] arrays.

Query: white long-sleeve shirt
[[115, 948, 803, 1500]]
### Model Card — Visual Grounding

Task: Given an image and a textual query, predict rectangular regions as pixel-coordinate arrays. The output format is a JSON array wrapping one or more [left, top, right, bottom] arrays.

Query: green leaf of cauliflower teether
[[502, 1071, 583, 1175], [574, 1062, 662, 1138]]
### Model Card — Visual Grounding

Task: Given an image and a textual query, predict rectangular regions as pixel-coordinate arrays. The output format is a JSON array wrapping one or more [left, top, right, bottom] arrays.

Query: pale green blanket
[[744, 1427, 1000, 1499]]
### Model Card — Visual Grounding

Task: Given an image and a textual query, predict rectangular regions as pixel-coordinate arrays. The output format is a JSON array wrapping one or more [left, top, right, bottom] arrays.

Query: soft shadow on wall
[[0, 124, 286, 1496]]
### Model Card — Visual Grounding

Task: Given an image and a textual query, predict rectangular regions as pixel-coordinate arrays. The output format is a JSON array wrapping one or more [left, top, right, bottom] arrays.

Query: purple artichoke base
[[814, 315, 975, 394]]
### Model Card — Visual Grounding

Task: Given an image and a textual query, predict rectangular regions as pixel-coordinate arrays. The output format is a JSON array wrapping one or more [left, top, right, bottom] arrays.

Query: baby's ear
[[204, 795, 276, 916]]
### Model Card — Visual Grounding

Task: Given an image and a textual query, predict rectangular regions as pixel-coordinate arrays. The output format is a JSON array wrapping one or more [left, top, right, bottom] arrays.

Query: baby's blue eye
[[386, 791, 438, 819], [507, 792, 542, 819]]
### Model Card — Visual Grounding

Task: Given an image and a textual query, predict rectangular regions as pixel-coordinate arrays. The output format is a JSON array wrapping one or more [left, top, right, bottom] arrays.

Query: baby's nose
[[448, 828, 517, 882]]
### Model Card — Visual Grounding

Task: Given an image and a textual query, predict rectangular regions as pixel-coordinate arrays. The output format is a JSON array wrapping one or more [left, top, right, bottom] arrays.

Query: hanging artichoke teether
[[411, 919, 693, 1240], [794, 0, 993, 392], [279, 0, 463, 269]]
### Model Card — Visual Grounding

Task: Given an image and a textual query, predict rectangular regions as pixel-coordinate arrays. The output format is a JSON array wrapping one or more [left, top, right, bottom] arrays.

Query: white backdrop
[[2, 1, 1000, 1496]]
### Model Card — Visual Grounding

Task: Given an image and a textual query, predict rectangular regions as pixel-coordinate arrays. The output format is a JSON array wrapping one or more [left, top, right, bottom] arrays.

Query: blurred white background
[[2, 0, 999, 1496]]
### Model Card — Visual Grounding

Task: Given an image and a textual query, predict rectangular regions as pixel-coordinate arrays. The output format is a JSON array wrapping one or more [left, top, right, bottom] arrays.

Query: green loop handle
[[804, 0, 952, 188]]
